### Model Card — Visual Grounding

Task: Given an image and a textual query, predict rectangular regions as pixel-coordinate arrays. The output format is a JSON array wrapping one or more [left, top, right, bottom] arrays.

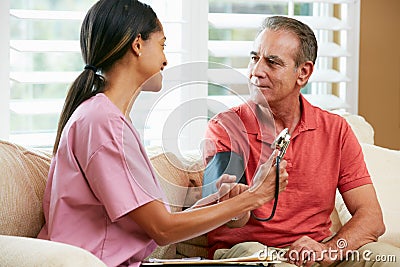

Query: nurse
[[37, 1, 288, 266]]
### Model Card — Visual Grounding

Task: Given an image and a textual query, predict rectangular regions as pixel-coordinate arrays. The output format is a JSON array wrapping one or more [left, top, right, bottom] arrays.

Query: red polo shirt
[[203, 95, 372, 257]]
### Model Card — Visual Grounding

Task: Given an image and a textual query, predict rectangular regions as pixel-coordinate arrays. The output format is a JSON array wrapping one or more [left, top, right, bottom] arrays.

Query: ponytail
[[52, 69, 104, 154], [52, 0, 160, 155]]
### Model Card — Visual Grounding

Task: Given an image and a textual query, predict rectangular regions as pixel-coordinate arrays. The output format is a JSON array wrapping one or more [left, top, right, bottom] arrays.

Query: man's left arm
[[287, 119, 385, 266], [325, 183, 385, 250], [325, 118, 385, 252], [287, 185, 385, 267]]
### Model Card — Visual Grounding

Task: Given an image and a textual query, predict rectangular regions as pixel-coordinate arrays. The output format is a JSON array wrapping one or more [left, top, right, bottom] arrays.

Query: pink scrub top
[[38, 93, 166, 267]]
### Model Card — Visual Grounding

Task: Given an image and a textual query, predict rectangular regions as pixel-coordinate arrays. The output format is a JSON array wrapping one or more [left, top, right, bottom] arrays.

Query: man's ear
[[131, 34, 142, 57], [297, 61, 314, 87]]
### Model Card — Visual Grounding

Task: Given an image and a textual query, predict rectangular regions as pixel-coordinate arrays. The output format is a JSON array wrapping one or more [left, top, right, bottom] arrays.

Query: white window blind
[[208, 0, 360, 114], [4, 0, 200, 149], [131, 0, 208, 151], [8, 1, 96, 149], [2, 1, 360, 151]]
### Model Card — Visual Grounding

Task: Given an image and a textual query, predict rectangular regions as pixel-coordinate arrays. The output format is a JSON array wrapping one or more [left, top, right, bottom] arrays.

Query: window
[[7, 1, 96, 149], [3, 0, 202, 149], [131, 0, 209, 152], [1, 0, 360, 152], [208, 0, 360, 114]]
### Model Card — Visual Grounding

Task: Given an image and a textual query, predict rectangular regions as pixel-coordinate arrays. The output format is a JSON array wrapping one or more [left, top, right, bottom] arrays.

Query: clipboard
[[142, 249, 281, 266]]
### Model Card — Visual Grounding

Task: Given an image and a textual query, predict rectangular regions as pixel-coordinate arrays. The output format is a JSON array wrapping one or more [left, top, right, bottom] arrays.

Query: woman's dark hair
[[53, 0, 161, 154]]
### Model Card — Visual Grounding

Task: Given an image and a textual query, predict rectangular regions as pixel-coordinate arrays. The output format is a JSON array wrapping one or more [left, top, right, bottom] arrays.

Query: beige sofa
[[0, 114, 399, 266]]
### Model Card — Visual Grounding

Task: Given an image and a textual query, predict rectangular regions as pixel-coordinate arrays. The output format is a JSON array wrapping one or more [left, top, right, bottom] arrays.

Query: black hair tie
[[84, 64, 97, 73]]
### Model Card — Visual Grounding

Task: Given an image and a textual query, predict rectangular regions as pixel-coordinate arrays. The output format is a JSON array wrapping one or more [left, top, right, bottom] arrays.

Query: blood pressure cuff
[[202, 151, 246, 198]]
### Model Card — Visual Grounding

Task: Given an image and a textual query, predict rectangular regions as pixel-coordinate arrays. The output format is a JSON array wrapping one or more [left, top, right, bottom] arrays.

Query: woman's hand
[[129, 157, 287, 245], [217, 174, 249, 202], [216, 175, 250, 227], [188, 174, 246, 209], [250, 157, 288, 204]]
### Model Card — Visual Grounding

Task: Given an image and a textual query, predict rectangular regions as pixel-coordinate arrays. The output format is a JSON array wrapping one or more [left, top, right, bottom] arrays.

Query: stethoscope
[[252, 128, 291, 221]]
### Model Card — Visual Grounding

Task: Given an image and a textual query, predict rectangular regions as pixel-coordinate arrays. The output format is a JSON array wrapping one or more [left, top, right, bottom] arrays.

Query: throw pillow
[[0, 140, 51, 237]]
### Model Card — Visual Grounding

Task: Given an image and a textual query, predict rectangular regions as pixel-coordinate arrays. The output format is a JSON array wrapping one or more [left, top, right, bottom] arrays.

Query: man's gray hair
[[261, 16, 318, 67]]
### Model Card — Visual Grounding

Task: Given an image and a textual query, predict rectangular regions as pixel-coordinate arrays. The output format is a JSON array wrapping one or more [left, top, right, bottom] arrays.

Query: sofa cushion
[[340, 113, 375, 145], [148, 152, 192, 259], [175, 234, 208, 259], [183, 157, 205, 207], [0, 235, 107, 267], [362, 144, 400, 247], [150, 152, 190, 212], [335, 143, 400, 248], [0, 140, 51, 237]]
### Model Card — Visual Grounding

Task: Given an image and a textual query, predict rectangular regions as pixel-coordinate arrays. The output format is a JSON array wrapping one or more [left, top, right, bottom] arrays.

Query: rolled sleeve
[[338, 121, 372, 193]]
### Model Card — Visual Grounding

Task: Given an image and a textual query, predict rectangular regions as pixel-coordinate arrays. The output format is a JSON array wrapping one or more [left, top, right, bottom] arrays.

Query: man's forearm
[[325, 207, 385, 253]]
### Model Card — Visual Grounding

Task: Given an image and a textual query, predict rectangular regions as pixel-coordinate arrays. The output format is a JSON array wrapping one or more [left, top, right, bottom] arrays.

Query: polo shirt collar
[[292, 94, 318, 138], [240, 101, 275, 144], [241, 94, 317, 142]]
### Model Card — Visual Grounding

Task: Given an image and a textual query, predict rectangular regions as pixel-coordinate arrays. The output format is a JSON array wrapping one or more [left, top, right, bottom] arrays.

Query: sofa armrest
[[333, 144, 400, 248], [338, 113, 375, 145], [0, 235, 107, 267]]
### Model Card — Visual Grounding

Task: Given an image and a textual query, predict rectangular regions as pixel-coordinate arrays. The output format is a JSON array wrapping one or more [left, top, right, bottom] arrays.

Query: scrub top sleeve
[[85, 140, 162, 222]]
